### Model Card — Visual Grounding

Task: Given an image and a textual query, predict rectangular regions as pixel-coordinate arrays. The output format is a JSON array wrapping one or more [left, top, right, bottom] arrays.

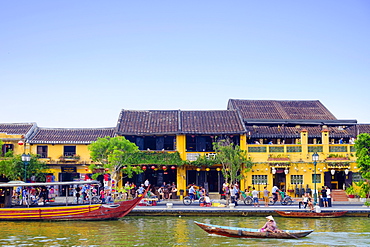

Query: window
[[1, 144, 14, 157], [352, 173, 363, 183], [37, 146, 48, 158], [63, 146, 76, 157], [291, 175, 303, 184], [252, 175, 268, 185], [312, 174, 321, 183]]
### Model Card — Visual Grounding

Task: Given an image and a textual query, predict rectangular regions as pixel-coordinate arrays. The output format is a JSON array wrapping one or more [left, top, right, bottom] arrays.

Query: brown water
[[0, 216, 369, 246]]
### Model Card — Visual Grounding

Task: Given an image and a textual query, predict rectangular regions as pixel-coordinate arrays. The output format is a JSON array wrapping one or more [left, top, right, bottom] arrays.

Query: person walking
[[263, 186, 270, 207]]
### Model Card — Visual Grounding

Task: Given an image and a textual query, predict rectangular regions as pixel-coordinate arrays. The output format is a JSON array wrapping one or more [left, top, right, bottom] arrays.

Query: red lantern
[[171, 166, 176, 170], [151, 165, 156, 169], [162, 166, 167, 170], [142, 166, 147, 170], [18, 140, 24, 146]]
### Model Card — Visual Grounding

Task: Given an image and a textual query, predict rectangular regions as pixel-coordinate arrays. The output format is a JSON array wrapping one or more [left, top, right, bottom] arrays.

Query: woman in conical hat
[[260, 215, 282, 233]]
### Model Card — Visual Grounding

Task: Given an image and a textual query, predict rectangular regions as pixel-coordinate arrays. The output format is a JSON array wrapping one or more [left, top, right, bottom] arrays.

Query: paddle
[[285, 231, 298, 239]]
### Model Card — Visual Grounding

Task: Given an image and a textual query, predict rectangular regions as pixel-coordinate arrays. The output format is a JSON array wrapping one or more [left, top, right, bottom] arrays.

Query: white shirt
[[272, 186, 279, 193], [314, 205, 321, 213], [252, 190, 259, 198]]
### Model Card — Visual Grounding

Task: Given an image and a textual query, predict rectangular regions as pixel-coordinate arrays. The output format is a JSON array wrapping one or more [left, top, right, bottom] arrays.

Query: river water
[[0, 216, 369, 246]]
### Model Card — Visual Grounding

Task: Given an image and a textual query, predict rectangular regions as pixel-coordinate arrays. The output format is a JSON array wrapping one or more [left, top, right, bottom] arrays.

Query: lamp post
[[312, 152, 319, 205], [21, 153, 31, 182]]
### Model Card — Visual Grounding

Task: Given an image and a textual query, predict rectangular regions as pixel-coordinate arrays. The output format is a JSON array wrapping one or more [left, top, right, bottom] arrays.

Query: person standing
[[144, 179, 150, 189], [272, 185, 279, 202], [230, 185, 238, 206], [252, 187, 259, 207], [263, 186, 270, 207], [321, 186, 328, 207]]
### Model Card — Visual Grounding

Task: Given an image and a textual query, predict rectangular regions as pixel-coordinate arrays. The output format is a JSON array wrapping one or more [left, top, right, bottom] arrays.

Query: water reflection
[[0, 217, 369, 246]]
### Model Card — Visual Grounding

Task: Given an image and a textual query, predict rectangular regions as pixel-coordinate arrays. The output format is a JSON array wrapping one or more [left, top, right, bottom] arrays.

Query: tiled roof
[[116, 110, 246, 135], [116, 110, 179, 135], [0, 123, 36, 137], [28, 127, 115, 144], [181, 110, 245, 134], [228, 99, 337, 120], [357, 124, 370, 134]]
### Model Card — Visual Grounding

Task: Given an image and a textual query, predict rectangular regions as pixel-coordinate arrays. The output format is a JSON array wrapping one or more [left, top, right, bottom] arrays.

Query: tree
[[88, 136, 141, 181], [212, 138, 252, 185], [354, 133, 370, 180], [88, 136, 185, 182], [0, 154, 48, 182]]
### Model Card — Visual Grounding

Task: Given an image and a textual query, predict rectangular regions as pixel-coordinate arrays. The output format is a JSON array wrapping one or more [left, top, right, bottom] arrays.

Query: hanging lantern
[[331, 169, 336, 175], [151, 165, 156, 169], [18, 140, 24, 146], [162, 165, 167, 170], [206, 168, 210, 171], [216, 168, 221, 171], [105, 168, 109, 172], [171, 166, 176, 170], [142, 166, 147, 170]]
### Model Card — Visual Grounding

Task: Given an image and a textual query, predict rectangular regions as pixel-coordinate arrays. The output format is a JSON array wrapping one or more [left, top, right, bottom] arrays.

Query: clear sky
[[1, 1, 369, 128]]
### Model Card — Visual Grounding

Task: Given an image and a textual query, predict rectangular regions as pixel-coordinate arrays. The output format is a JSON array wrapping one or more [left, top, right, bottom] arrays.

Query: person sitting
[[157, 187, 165, 200], [260, 216, 282, 233], [204, 194, 212, 206]]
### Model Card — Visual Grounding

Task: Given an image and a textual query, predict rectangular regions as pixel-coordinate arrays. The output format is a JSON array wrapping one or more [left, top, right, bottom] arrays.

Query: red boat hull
[[0, 196, 143, 221], [275, 210, 347, 218]]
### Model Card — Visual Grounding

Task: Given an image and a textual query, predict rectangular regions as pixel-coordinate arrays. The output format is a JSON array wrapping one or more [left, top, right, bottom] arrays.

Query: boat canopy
[[0, 180, 101, 188]]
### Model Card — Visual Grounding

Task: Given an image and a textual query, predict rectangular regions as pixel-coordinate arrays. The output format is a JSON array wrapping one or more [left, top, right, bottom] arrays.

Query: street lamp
[[21, 153, 31, 182], [312, 152, 319, 205]]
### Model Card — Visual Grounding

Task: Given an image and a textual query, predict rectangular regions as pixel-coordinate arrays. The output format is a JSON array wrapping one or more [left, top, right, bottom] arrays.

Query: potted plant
[[345, 185, 356, 198]]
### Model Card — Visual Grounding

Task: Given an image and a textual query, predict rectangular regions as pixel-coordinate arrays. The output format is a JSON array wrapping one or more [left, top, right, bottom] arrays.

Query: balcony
[[59, 154, 80, 163]]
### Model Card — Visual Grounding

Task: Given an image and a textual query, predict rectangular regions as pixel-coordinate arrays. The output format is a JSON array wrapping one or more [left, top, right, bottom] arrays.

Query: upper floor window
[[37, 146, 48, 158], [64, 146, 76, 157]]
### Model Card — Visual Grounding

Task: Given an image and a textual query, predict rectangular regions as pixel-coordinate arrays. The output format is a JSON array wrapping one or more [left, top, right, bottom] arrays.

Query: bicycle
[[183, 191, 204, 205], [269, 192, 293, 205], [240, 191, 253, 205]]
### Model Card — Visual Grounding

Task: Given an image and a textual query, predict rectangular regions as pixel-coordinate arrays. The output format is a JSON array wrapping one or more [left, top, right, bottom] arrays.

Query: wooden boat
[[275, 210, 347, 218], [0, 181, 145, 221], [194, 221, 313, 239]]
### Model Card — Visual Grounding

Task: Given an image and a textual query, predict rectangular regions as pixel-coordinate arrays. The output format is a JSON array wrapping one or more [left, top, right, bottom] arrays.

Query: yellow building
[[1, 99, 370, 199]]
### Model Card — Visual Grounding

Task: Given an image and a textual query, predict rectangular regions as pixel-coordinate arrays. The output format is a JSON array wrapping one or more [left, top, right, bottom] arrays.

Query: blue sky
[[1, 1, 369, 128]]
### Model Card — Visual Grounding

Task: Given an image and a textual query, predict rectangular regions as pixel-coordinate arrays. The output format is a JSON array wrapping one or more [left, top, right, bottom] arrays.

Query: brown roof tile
[[0, 123, 36, 137], [181, 110, 245, 134], [228, 100, 337, 120], [116, 110, 179, 135], [28, 127, 115, 144]]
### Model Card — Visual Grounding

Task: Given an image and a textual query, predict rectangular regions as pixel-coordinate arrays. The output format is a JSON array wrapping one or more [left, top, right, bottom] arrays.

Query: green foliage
[[0, 140, 3, 156], [0, 154, 48, 181], [345, 185, 357, 195], [354, 133, 370, 180], [190, 154, 218, 167], [213, 138, 253, 185], [88, 136, 184, 180], [129, 151, 185, 166], [355, 180, 370, 198]]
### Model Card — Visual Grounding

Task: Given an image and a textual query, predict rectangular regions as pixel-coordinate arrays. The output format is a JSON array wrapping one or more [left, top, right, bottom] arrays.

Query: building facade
[[1, 99, 370, 197]]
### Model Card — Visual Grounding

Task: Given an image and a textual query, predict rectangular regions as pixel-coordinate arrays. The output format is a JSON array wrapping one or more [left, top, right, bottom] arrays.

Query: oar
[[285, 231, 299, 239]]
